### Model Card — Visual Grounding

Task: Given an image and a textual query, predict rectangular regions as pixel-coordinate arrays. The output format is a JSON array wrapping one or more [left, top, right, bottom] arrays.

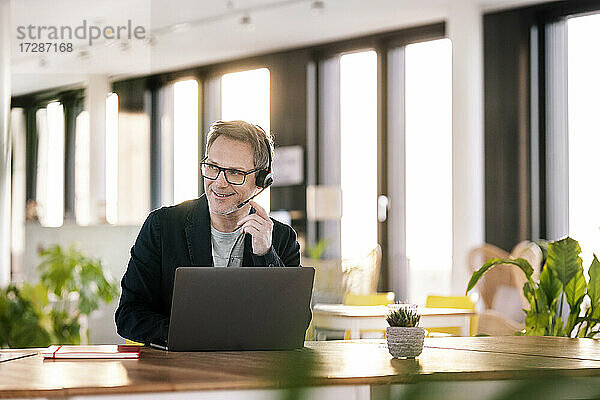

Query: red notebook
[[42, 345, 141, 359]]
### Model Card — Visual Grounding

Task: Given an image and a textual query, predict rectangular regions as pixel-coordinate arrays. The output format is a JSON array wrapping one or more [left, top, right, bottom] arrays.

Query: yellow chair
[[343, 292, 395, 306], [425, 295, 478, 336], [124, 339, 144, 345], [342, 292, 395, 339]]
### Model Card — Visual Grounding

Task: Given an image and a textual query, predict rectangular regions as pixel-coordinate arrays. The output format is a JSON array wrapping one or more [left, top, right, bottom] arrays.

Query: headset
[[235, 137, 273, 210], [254, 138, 274, 189]]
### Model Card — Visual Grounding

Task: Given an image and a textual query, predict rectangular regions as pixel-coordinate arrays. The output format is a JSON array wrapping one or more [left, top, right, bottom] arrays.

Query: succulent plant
[[386, 306, 421, 327]]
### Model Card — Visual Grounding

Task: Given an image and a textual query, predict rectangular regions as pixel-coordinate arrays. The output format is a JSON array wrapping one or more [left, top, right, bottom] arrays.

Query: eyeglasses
[[200, 161, 260, 185]]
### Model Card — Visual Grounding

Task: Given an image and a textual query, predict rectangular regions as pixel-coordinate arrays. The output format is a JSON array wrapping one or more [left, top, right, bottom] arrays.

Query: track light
[[239, 14, 254, 31], [311, 0, 325, 15]]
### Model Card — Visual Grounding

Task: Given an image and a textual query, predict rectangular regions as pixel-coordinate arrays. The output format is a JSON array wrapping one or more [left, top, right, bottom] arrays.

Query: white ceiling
[[11, 0, 553, 96]]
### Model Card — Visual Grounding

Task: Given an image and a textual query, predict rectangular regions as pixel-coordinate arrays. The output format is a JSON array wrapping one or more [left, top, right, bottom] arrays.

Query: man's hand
[[236, 200, 273, 256]]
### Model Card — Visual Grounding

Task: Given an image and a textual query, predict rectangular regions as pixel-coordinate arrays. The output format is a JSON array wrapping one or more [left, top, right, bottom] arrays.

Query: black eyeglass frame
[[200, 158, 260, 186]]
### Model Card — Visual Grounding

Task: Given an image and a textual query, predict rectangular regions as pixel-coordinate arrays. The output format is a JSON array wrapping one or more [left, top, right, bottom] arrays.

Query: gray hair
[[205, 120, 273, 170]]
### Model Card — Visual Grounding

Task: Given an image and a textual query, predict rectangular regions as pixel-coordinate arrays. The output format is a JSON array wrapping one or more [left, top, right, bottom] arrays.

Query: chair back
[[468, 244, 511, 309], [510, 241, 544, 309], [467, 241, 543, 332], [342, 291, 394, 339], [425, 295, 478, 336], [343, 292, 395, 306], [342, 245, 382, 295], [511, 240, 543, 279], [302, 259, 344, 304]]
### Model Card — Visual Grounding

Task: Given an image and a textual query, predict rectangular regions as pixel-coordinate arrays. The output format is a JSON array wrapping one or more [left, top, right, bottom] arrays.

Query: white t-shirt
[[210, 226, 245, 268]]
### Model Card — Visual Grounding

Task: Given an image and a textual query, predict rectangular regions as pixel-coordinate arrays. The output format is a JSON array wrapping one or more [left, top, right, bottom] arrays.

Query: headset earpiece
[[255, 138, 273, 188], [255, 170, 273, 188]]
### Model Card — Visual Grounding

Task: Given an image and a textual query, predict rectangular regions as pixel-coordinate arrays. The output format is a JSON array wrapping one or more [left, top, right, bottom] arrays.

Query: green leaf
[[525, 310, 550, 336], [552, 316, 565, 337], [564, 269, 587, 313], [0, 286, 51, 348], [533, 285, 548, 312], [50, 309, 81, 344], [467, 258, 533, 293], [588, 255, 600, 318], [539, 266, 562, 309], [566, 312, 582, 338], [523, 280, 538, 311], [578, 323, 588, 338], [547, 237, 583, 288], [20, 283, 49, 312], [306, 238, 329, 260]]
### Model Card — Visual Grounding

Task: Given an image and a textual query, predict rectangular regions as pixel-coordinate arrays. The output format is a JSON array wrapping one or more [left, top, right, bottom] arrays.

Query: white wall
[[24, 223, 140, 344]]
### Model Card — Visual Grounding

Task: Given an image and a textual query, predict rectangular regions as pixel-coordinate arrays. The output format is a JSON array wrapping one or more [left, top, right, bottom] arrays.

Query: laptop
[[166, 267, 315, 351]]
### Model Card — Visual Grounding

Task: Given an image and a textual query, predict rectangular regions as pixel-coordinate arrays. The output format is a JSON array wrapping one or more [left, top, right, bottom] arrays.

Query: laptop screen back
[[168, 267, 314, 351]]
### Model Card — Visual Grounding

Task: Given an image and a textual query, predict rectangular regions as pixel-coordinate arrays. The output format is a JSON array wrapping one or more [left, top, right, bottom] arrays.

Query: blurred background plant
[[305, 238, 329, 260], [0, 284, 51, 348], [467, 237, 600, 338], [0, 245, 118, 348]]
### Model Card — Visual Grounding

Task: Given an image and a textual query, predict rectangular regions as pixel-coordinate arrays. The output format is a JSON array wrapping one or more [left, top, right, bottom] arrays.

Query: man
[[115, 120, 301, 345]]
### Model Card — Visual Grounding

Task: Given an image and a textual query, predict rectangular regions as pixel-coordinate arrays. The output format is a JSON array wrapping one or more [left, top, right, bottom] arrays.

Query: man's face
[[203, 136, 258, 216]]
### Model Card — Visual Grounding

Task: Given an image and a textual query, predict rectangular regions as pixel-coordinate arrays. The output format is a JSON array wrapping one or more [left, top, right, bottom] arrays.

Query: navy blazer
[[114, 194, 301, 345]]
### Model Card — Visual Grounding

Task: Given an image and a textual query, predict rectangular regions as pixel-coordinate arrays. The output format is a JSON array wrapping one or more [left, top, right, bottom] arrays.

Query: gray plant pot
[[386, 326, 425, 358]]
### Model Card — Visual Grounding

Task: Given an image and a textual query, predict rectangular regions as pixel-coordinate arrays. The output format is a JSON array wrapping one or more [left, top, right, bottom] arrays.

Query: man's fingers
[[242, 224, 261, 235], [249, 200, 269, 220], [237, 214, 266, 227], [241, 220, 263, 231]]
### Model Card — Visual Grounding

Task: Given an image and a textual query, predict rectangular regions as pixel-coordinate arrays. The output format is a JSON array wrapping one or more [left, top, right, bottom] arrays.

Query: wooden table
[[312, 304, 475, 338], [2, 337, 600, 399]]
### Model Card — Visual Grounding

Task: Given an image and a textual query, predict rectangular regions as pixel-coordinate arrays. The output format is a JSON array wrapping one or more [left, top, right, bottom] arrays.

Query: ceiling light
[[239, 14, 254, 31], [311, 0, 325, 15]]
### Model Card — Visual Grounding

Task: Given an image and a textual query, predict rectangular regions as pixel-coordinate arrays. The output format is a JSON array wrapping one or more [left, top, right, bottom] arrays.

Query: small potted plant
[[386, 304, 425, 358]]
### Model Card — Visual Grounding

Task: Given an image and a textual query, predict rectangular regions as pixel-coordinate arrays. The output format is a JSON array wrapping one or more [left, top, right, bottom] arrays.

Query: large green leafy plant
[[0, 285, 51, 348], [467, 237, 600, 337], [38, 245, 119, 344], [0, 245, 118, 347]]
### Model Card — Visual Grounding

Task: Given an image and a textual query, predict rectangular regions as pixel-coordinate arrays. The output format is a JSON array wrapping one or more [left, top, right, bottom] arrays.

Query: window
[[315, 35, 451, 299], [36, 102, 65, 227], [74, 111, 91, 225], [221, 68, 271, 212], [567, 13, 600, 267], [404, 39, 453, 304], [159, 79, 200, 207], [339, 50, 378, 259], [171, 79, 201, 205], [105, 93, 119, 224], [105, 92, 151, 225]]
